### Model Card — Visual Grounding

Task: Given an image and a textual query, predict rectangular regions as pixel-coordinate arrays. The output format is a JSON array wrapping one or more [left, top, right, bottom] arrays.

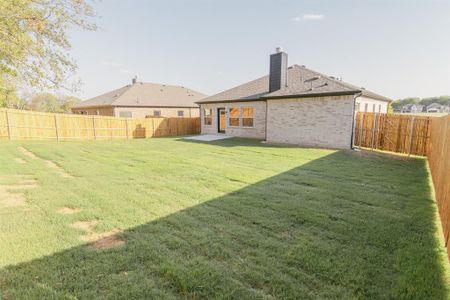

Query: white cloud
[[292, 13, 324, 22]]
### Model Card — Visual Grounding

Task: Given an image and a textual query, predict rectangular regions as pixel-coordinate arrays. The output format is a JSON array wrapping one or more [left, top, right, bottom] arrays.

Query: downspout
[[264, 100, 268, 141], [350, 92, 362, 149]]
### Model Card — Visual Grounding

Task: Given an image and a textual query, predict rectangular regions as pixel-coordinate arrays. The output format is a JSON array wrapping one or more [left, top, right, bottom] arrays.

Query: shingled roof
[[197, 64, 390, 103], [73, 82, 207, 108]]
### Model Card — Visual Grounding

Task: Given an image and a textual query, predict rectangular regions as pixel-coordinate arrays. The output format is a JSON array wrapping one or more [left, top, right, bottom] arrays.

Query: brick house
[[196, 48, 391, 149], [72, 78, 207, 118]]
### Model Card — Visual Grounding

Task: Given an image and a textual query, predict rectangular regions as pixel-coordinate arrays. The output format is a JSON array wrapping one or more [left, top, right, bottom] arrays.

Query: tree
[[391, 97, 419, 111], [58, 95, 81, 112], [29, 93, 59, 112], [0, 0, 96, 91]]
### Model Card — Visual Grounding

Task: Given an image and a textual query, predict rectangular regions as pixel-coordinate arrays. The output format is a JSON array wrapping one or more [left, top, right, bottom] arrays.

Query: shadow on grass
[[0, 151, 447, 299], [177, 136, 301, 149]]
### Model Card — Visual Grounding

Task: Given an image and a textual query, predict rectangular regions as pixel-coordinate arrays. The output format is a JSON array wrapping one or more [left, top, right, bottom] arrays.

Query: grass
[[0, 137, 448, 299]]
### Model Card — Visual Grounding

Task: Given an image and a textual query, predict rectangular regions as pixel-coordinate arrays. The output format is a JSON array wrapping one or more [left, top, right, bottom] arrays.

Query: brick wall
[[72, 107, 199, 118], [113, 107, 199, 118], [266, 95, 355, 149], [200, 101, 266, 139], [71, 107, 115, 116]]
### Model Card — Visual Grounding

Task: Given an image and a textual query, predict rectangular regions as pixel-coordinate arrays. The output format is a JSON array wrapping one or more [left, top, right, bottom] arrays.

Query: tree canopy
[[0, 0, 96, 92]]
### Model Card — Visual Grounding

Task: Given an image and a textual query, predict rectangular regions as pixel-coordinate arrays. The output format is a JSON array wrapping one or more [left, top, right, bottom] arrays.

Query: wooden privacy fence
[[427, 115, 450, 259], [354, 112, 432, 156], [0, 108, 200, 140]]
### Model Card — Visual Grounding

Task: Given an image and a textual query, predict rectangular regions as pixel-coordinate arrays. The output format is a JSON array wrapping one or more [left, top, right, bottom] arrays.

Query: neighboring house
[[196, 48, 391, 149], [401, 104, 424, 113], [72, 78, 207, 118], [426, 102, 449, 113]]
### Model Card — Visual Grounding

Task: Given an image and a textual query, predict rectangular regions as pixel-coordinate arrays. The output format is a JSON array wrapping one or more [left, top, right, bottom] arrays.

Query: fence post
[[125, 118, 129, 139], [54, 115, 59, 141], [152, 118, 155, 137], [92, 116, 96, 140], [371, 113, 377, 150], [358, 112, 365, 147], [408, 117, 416, 157], [5, 109, 11, 140]]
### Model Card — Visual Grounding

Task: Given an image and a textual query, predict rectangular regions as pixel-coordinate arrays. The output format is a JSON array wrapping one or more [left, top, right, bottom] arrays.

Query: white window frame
[[241, 106, 255, 128], [203, 108, 212, 126], [228, 107, 240, 127]]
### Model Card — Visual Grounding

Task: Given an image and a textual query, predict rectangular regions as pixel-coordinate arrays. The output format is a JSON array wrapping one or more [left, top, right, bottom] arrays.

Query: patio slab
[[183, 134, 233, 142]]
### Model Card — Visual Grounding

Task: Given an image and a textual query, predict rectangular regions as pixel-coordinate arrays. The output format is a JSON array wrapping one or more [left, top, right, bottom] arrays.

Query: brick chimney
[[269, 47, 288, 93]]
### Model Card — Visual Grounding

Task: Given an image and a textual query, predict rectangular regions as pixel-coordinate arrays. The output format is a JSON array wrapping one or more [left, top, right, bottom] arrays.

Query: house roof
[[197, 64, 391, 104], [427, 102, 442, 108], [73, 82, 207, 109], [403, 104, 423, 109]]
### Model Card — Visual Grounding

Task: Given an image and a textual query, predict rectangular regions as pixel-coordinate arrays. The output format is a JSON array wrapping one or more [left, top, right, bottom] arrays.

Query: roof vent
[[304, 76, 320, 83]]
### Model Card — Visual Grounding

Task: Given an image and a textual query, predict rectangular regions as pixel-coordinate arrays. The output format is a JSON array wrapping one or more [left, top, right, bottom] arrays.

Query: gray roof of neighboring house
[[403, 104, 423, 110], [427, 102, 443, 108], [73, 82, 207, 108], [197, 64, 391, 104]]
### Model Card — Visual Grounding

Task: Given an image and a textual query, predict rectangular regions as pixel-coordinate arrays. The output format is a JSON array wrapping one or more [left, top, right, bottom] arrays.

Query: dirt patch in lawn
[[15, 157, 26, 164], [58, 207, 81, 215], [18, 146, 37, 159], [17, 146, 73, 178], [45, 160, 73, 178], [71, 221, 125, 250], [85, 229, 125, 250], [0, 175, 38, 207], [71, 220, 99, 232]]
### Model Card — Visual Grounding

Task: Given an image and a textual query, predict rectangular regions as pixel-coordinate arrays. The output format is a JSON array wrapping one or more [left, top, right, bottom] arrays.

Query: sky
[[67, 0, 450, 100]]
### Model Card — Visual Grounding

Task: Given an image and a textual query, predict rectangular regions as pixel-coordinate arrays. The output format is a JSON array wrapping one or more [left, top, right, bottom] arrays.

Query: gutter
[[195, 90, 361, 105], [350, 91, 363, 149]]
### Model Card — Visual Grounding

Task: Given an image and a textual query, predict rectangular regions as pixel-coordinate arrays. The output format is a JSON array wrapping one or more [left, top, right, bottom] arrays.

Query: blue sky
[[68, 0, 450, 100]]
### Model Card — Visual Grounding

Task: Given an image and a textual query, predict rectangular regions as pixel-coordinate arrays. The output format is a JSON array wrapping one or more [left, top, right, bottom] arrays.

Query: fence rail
[[427, 115, 450, 260], [354, 112, 433, 156], [0, 108, 200, 140]]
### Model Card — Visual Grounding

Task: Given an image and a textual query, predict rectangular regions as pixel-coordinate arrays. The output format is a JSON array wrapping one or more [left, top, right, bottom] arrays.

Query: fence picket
[[0, 108, 200, 141], [354, 112, 433, 156]]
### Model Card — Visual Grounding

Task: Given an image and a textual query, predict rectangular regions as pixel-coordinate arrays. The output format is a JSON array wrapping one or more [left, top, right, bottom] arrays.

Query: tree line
[[391, 96, 450, 111], [0, 92, 81, 113]]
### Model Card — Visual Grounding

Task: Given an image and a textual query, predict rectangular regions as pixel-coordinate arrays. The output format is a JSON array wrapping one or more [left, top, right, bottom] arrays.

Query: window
[[229, 107, 240, 126], [203, 108, 212, 125], [364, 103, 368, 112], [242, 107, 254, 127], [378, 104, 382, 113], [119, 111, 132, 118], [153, 110, 161, 117], [177, 110, 184, 117], [372, 104, 376, 112], [96, 110, 100, 115], [355, 103, 360, 112]]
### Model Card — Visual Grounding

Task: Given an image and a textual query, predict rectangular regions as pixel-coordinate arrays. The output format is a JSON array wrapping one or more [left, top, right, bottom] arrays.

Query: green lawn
[[0, 137, 448, 299]]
